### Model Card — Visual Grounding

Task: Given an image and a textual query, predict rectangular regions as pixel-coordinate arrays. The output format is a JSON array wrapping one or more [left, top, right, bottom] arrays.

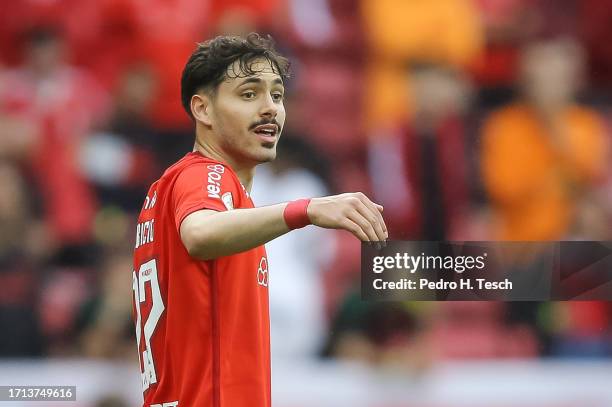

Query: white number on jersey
[[132, 259, 165, 392]]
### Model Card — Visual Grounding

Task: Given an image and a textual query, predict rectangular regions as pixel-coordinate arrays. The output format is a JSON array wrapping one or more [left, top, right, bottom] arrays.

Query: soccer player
[[131, 33, 387, 407]]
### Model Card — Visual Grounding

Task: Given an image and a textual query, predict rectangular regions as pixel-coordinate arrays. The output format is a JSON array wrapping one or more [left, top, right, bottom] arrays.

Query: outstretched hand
[[307, 192, 388, 242]]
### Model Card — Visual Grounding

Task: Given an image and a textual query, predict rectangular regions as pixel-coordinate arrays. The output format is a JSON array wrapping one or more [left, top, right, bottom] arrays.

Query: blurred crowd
[[0, 1, 611, 396]]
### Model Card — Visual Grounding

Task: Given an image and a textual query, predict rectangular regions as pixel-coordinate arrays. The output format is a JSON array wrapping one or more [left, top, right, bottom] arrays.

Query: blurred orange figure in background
[[481, 38, 609, 240], [361, 0, 483, 129]]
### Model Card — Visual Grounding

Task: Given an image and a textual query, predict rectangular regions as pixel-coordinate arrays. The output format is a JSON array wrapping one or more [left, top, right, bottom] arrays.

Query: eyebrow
[[236, 77, 284, 87]]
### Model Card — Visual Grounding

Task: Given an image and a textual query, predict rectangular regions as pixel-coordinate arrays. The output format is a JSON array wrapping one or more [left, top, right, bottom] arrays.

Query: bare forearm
[[181, 204, 290, 260], [181, 192, 388, 261]]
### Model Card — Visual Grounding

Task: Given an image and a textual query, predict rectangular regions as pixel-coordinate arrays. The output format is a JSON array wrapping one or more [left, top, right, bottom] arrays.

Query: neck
[[193, 138, 255, 193]]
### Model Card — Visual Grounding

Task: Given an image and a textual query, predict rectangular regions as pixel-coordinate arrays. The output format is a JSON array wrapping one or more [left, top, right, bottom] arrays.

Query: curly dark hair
[[180, 32, 291, 119]]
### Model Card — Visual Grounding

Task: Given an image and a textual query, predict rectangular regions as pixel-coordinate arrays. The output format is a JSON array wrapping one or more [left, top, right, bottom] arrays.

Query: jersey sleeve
[[172, 162, 241, 231]]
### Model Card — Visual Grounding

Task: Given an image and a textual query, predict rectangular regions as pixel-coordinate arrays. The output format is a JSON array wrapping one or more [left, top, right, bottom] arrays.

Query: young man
[[132, 33, 387, 407]]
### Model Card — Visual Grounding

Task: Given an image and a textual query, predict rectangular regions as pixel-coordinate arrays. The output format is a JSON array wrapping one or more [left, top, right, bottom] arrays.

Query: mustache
[[248, 119, 282, 132]]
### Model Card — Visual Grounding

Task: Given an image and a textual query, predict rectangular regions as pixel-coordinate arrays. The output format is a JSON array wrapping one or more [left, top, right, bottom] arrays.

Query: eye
[[271, 92, 284, 102], [242, 91, 256, 100]]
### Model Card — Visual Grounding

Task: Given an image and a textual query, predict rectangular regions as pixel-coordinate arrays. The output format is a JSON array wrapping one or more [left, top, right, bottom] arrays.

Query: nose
[[259, 94, 278, 119]]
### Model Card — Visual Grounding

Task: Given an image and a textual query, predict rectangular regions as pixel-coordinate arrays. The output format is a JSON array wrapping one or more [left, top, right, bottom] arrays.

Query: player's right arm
[[180, 192, 387, 260]]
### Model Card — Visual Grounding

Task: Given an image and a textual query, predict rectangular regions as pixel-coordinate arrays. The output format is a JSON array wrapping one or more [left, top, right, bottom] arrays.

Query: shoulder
[[483, 103, 531, 129], [162, 153, 240, 188], [481, 103, 536, 150], [567, 105, 606, 133], [166, 153, 246, 214]]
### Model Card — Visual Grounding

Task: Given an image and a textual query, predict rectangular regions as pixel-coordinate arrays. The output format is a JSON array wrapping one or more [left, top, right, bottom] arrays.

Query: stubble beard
[[223, 134, 277, 167]]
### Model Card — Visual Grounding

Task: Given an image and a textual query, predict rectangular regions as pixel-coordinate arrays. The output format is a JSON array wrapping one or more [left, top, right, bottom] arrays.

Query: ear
[[191, 93, 213, 126]]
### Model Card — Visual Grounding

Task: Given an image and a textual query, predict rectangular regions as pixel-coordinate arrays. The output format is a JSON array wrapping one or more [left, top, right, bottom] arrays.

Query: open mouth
[[252, 124, 278, 142]]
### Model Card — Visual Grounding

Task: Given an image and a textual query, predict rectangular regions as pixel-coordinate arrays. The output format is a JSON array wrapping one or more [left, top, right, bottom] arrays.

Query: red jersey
[[132, 152, 270, 407]]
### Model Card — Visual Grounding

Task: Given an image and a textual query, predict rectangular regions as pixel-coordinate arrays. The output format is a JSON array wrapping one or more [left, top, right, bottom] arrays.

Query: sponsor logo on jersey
[[206, 164, 225, 199], [257, 256, 269, 287], [221, 192, 234, 210]]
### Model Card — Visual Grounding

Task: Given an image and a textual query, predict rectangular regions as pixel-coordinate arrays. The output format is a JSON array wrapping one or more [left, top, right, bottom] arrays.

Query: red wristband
[[283, 199, 311, 230]]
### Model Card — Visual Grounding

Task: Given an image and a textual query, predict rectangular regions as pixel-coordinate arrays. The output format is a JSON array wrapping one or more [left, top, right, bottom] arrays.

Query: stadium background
[[0, 0, 611, 405]]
